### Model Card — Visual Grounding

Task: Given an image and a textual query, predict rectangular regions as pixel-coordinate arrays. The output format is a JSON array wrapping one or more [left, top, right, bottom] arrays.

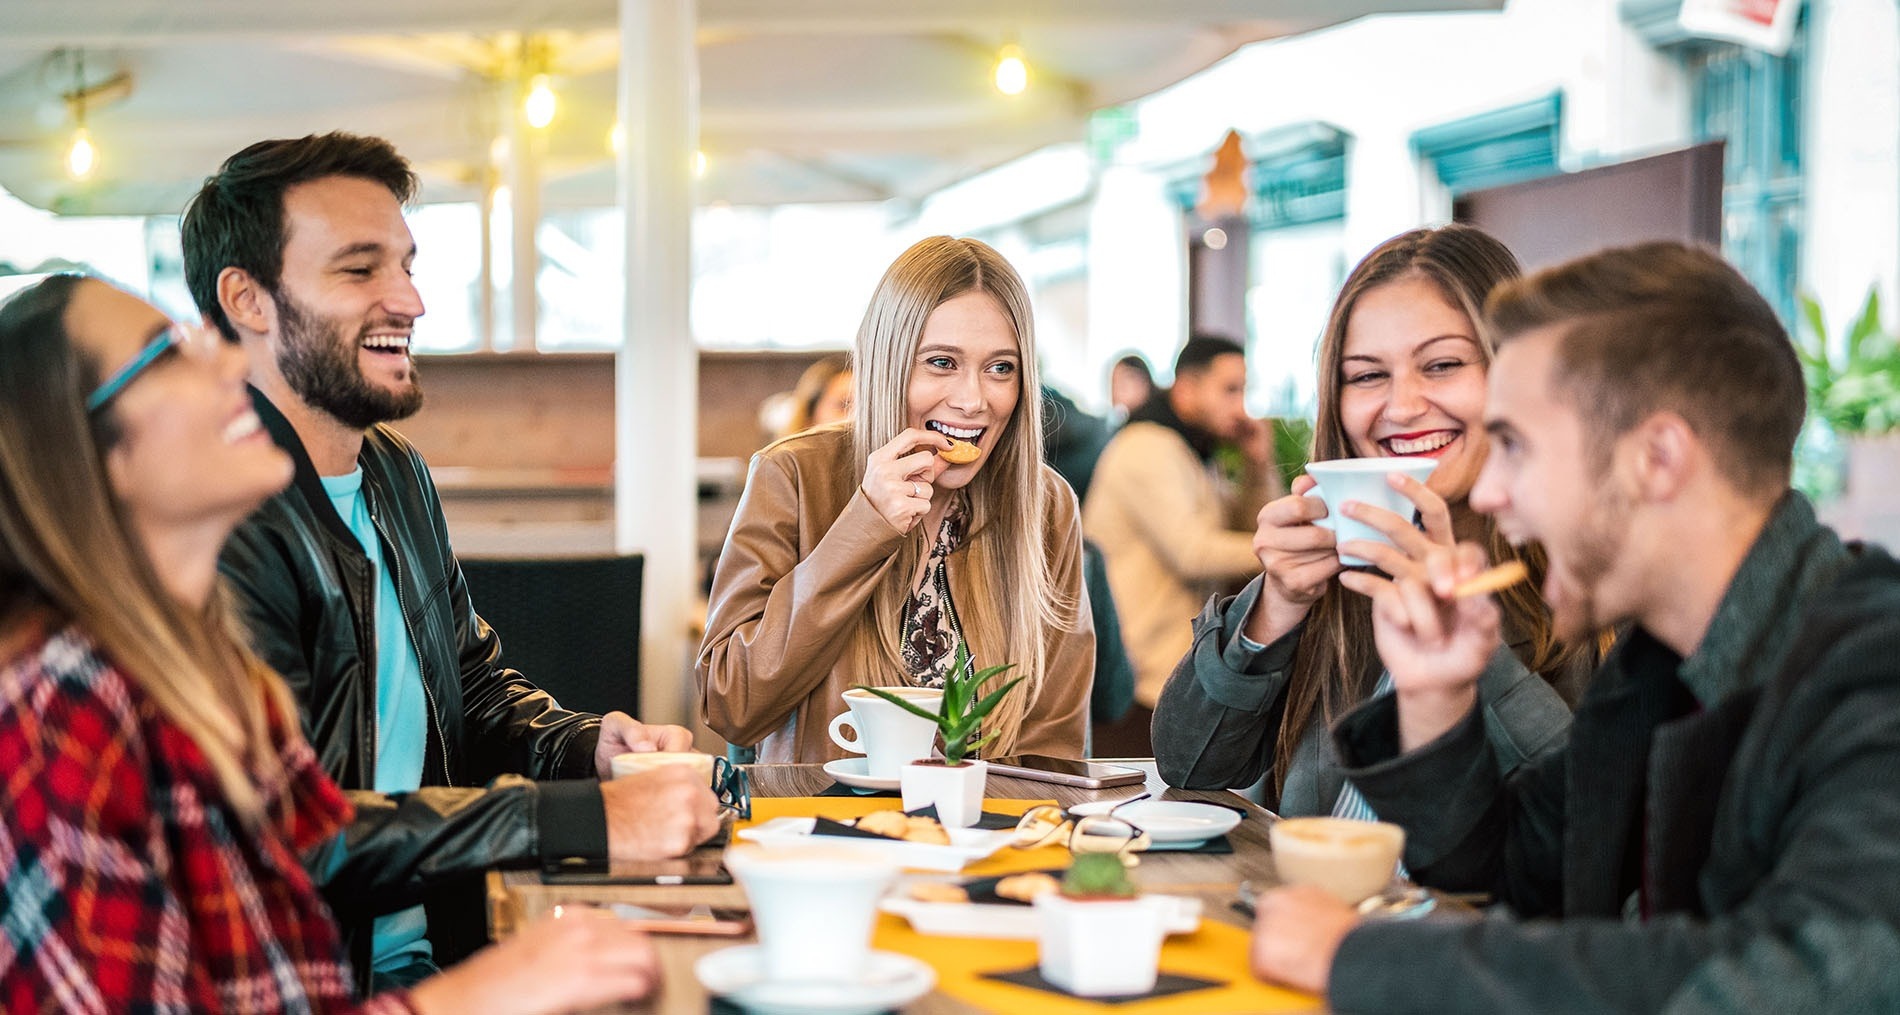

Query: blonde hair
[[847, 237, 1078, 755], [0, 275, 296, 826], [1277, 225, 1586, 794], [783, 354, 852, 436]]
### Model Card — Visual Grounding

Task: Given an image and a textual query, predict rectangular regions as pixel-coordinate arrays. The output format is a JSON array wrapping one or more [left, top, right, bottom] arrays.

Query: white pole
[[616, 0, 698, 726]]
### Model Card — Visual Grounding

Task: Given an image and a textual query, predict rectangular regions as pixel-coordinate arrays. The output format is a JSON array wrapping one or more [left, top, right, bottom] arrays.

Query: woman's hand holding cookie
[[862, 428, 951, 532]]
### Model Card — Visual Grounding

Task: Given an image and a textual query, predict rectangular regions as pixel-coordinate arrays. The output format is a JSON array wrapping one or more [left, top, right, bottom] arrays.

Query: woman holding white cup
[[1154, 225, 1593, 819]]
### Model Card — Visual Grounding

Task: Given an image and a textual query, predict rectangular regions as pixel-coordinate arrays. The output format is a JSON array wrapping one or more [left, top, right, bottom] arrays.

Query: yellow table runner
[[739, 797, 1321, 1011], [739, 797, 1071, 876], [872, 913, 1320, 1014]]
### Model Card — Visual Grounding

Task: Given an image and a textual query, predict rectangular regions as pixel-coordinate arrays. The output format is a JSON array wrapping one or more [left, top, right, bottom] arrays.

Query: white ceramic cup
[[1303, 457, 1440, 567], [725, 846, 897, 982], [828, 687, 943, 779], [608, 750, 716, 783], [1269, 816, 1406, 904]]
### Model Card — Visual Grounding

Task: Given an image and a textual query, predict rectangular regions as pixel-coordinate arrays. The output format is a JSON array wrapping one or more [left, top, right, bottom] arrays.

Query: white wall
[[1803, 0, 1900, 332]]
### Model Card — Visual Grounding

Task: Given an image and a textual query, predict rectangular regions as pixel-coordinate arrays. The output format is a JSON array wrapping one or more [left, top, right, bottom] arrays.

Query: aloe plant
[[855, 642, 1023, 765]]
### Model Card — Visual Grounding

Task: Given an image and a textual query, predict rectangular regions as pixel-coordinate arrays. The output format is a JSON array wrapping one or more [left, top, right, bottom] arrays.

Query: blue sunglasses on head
[[86, 323, 220, 413]]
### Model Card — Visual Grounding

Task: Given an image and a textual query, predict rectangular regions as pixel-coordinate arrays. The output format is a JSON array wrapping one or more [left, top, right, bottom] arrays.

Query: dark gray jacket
[[1152, 574, 1573, 815], [1330, 494, 1900, 1013]]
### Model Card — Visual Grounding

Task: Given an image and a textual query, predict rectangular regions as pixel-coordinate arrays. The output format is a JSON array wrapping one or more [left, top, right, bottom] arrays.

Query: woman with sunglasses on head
[[0, 275, 659, 1013], [698, 236, 1092, 763], [1153, 225, 1593, 817]]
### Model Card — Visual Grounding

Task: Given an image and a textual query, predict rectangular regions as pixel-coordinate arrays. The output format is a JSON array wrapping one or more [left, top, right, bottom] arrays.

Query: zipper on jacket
[[370, 493, 454, 788]]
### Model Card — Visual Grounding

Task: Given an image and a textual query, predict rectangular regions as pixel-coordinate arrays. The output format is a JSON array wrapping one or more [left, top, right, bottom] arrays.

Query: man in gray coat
[[1250, 242, 1900, 1012]]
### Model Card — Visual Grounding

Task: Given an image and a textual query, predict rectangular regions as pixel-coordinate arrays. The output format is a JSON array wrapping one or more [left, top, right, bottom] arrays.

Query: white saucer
[[1066, 800, 1243, 844], [694, 944, 935, 1015], [823, 757, 900, 792]]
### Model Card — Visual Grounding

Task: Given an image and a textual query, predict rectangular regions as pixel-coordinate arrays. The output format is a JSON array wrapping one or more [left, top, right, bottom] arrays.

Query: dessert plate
[[880, 891, 1202, 940], [735, 817, 1014, 872]]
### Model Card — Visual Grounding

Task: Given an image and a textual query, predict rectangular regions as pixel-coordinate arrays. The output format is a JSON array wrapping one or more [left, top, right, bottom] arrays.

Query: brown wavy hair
[[1274, 225, 1585, 795]]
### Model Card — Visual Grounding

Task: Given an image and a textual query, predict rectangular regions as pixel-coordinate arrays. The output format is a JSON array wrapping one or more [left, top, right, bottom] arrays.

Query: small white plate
[[823, 757, 900, 792], [880, 892, 1202, 940], [736, 817, 1015, 872], [694, 945, 934, 1015], [1066, 800, 1243, 844]]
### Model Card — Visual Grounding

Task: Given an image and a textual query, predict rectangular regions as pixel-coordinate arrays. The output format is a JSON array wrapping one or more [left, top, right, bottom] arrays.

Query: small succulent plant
[[855, 642, 1022, 765], [1060, 852, 1138, 899]]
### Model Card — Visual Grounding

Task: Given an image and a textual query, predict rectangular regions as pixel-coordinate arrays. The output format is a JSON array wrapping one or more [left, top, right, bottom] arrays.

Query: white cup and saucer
[[821, 686, 942, 792], [696, 846, 935, 1014]]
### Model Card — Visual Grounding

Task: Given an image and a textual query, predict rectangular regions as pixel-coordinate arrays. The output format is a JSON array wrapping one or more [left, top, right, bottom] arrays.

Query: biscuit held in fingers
[[939, 439, 981, 464]]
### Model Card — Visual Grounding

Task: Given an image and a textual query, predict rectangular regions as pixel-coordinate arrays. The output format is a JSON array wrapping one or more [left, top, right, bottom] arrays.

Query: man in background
[[1085, 335, 1277, 753]]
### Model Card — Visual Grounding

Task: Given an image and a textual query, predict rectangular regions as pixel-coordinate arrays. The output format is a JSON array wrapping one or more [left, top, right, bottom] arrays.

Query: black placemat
[[979, 965, 1227, 1004], [817, 781, 900, 798], [1145, 833, 1233, 854], [904, 803, 1021, 830]]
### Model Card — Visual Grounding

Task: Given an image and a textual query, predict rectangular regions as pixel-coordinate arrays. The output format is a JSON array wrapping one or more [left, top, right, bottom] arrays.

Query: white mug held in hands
[[828, 687, 943, 779], [1303, 457, 1438, 567]]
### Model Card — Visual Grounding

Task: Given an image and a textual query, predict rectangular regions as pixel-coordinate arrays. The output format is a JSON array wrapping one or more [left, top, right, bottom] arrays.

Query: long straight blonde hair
[[0, 276, 295, 826], [1276, 226, 1587, 794], [848, 237, 1079, 755]]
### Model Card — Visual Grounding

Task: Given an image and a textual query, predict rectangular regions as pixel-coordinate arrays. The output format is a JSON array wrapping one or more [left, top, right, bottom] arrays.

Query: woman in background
[[782, 353, 855, 435], [0, 275, 659, 1014], [699, 236, 1092, 762], [1153, 225, 1588, 816]]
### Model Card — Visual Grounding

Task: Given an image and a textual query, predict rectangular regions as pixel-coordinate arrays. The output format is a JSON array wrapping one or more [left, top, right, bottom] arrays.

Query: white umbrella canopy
[[0, 0, 1502, 215]]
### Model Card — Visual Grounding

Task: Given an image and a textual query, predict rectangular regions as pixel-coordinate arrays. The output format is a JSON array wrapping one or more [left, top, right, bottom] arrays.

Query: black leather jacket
[[219, 387, 609, 983]]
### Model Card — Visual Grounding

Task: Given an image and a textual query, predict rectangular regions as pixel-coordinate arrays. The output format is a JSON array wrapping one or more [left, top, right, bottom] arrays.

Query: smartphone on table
[[541, 850, 732, 886], [606, 902, 751, 936], [984, 754, 1147, 789]]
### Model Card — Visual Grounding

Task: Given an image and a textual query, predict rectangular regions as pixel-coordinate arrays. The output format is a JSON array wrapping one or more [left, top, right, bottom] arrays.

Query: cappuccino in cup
[[1269, 816, 1405, 903], [828, 687, 942, 778]]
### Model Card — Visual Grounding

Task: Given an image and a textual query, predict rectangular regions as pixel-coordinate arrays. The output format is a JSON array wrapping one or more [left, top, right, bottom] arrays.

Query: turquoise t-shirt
[[322, 469, 433, 973]]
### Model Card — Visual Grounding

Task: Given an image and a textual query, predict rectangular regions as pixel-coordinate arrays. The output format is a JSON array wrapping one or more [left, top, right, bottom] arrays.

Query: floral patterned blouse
[[901, 497, 968, 687]]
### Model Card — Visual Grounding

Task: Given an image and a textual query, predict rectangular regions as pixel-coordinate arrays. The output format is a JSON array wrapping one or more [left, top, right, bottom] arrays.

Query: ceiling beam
[[1, 0, 1503, 44]]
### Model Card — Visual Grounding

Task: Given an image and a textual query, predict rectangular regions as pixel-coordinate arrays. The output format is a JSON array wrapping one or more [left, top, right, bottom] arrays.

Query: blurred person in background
[[1085, 335, 1279, 755], [1108, 351, 1156, 427], [699, 236, 1092, 763], [0, 275, 661, 1014]]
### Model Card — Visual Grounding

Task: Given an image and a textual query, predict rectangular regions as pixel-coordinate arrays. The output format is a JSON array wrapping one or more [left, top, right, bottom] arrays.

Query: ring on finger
[[911, 482, 921, 498]]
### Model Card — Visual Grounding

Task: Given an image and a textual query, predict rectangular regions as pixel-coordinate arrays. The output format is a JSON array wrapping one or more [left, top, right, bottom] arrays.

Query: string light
[[67, 127, 95, 179], [66, 50, 95, 180], [524, 73, 556, 129], [994, 44, 1028, 97]]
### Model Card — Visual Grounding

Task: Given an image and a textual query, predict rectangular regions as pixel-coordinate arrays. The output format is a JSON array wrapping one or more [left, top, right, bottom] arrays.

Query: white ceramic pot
[[1033, 893, 1170, 997], [899, 758, 987, 828]]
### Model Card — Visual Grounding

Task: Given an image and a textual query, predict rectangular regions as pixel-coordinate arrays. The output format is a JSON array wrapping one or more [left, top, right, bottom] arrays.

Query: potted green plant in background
[[1795, 289, 1900, 542], [857, 643, 1021, 828]]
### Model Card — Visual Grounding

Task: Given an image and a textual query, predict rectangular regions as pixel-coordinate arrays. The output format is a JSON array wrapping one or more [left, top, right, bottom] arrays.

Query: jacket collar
[[250, 385, 359, 548], [1125, 391, 1219, 464], [1676, 491, 1848, 709]]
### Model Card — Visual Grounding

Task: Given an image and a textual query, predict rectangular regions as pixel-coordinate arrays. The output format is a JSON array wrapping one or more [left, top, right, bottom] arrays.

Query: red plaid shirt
[[0, 617, 415, 1014]]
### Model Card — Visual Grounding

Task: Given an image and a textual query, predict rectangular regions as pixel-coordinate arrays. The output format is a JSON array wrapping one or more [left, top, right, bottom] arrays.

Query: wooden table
[[488, 762, 1281, 1014]]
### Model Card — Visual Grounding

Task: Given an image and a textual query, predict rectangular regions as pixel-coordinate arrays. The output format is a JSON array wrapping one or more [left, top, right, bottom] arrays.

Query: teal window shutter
[[1412, 93, 1564, 197]]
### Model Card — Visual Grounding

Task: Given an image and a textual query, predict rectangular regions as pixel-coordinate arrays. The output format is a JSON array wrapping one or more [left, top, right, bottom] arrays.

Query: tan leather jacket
[[697, 427, 1093, 763]]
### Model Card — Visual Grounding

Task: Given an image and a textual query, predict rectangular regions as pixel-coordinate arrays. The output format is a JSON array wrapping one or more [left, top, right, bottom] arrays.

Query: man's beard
[[276, 290, 423, 429], [1549, 482, 1631, 644]]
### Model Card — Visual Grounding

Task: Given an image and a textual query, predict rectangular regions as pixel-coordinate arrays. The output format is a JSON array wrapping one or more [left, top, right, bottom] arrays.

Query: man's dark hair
[[181, 132, 417, 341], [1173, 334, 1245, 379], [1486, 241, 1804, 495]]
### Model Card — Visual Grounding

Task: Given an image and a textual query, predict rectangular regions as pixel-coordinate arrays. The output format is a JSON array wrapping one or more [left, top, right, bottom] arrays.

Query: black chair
[[459, 554, 643, 717]]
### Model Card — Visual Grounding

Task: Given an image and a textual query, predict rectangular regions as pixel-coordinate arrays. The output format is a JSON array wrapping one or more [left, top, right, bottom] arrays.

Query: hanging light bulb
[[994, 44, 1028, 97], [608, 121, 625, 155], [694, 149, 709, 178], [67, 126, 96, 179], [523, 73, 557, 129]]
